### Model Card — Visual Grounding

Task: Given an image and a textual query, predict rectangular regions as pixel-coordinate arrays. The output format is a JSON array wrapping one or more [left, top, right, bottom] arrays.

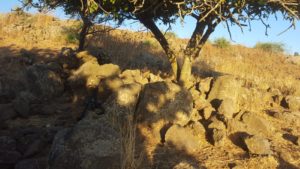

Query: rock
[[103, 83, 142, 125], [69, 62, 120, 88], [0, 150, 22, 164], [76, 51, 98, 63], [0, 136, 16, 151], [194, 97, 208, 111], [208, 75, 242, 110], [0, 104, 17, 122], [198, 77, 213, 94], [218, 98, 237, 119], [136, 81, 193, 126], [15, 158, 47, 169], [149, 73, 163, 83], [23, 139, 45, 158], [48, 116, 120, 169], [58, 48, 79, 70], [26, 64, 64, 99], [202, 106, 215, 120], [283, 96, 300, 111], [297, 136, 300, 146], [0, 77, 25, 103], [165, 122, 207, 153], [211, 128, 226, 146], [97, 76, 124, 101], [208, 117, 226, 130], [12, 92, 36, 118], [241, 112, 273, 137], [244, 135, 272, 155], [173, 161, 200, 169], [120, 69, 148, 85]]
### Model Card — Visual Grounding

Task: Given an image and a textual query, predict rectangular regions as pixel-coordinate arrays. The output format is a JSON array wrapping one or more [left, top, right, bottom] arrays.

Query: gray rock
[[48, 116, 120, 169], [15, 158, 47, 169], [284, 96, 300, 111], [218, 98, 237, 119], [165, 122, 207, 153], [241, 112, 273, 137], [244, 135, 272, 155], [0, 77, 25, 103], [0, 150, 22, 164], [26, 64, 64, 99], [208, 75, 243, 110], [12, 92, 36, 118], [212, 128, 226, 146], [0, 136, 16, 151], [136, 81, 193, 126], [23, 139, 45, 158], [0, 104, 17, 121]]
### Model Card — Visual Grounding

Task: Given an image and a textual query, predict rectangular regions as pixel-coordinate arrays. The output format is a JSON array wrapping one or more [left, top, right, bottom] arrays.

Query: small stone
[[244, 135, 272, 155], [218, 98, 237, 119], [212, 128, 226, 146], [203, 106, 215, 120], [0, 150, 22, 164], [0, 136, 16, 151]]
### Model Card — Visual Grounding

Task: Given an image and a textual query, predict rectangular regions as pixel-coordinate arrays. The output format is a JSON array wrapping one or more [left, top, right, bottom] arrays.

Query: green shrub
[[254, 42, 285, 53], [294, 52, 299, 56], [65, 32, 79, 44], [214, 37, 231, 48]]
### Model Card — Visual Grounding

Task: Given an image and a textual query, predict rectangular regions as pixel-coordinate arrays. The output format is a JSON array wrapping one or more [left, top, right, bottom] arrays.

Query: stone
[[69, 62, 120, 88], [208, 117, 226, 130], [0, 77, 25, 103], [48, 116, 120, 169], [173, 161, 200, 169], [202, 106, 215, 120], [0, 136, 16, 151], [0, 150, 22, 164], [12, 92, 36, 118], [198, 77, 213, 94], [241, 112, 273, 137], [136, 81, 193, 127], [244, 135, 272, 155], [165, 122, 207, 153], [208, 75, 242, 110], [194, 97, 208, 111], [0, 104, 17, 122], [103, 83, 142, 125], [26, 64, 64, 99], [15, 158, 47, 169], [284, 96, 300, 111], [97, 76, 124, 101], [218, 98, 237, 119], [212, 128, 226, 146], [23, 139, 45, 158], [120, 69, 148, 85]]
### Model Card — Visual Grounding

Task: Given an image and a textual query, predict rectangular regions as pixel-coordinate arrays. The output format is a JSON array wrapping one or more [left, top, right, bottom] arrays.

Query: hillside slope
[[0, 12, 300, 169]]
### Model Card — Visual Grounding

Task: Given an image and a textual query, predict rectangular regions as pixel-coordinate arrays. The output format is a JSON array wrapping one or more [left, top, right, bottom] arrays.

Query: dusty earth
[[0, 12, 300, 169]]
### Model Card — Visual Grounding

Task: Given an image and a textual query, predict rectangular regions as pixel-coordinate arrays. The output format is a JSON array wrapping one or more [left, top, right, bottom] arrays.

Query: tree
[[25, 0, 300, 87], [295, 52, 299, 56], [94, 0, 299, 88]]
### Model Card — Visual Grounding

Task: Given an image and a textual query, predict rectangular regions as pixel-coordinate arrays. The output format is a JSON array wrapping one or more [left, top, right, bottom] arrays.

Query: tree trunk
[[138, 16, 179, 80], [179, 17, 220, 88], [78, 19, 90, 52]]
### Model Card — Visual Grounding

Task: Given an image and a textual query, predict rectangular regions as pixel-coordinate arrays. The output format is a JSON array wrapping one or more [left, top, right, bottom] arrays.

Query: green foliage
[[214, 38, 231, 48], [294, 52, 299, 56], [254, 42, 285, 53]]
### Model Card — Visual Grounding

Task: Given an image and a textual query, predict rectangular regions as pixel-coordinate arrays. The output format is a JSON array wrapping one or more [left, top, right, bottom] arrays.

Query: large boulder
[[0, 77, 25, 103], [103, 83, 142, 125], [165, 122, 207, 153], [136, 81, 193, 126], [25, 64, 64, 99], [244, 135, 272, 155], [208, 75, 242, 111], [283, 96, 300, 111], [120, 69, 148, 85], [48, 116, 120, 169], [69, 62, 120, 88]]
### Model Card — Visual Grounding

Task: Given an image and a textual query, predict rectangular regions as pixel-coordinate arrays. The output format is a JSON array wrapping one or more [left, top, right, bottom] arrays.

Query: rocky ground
[[0, 12, 300, 169]]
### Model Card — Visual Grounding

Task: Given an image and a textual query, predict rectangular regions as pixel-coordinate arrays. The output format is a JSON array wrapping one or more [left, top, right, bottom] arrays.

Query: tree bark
[[138, 16, 179, 80], [78, 18, 91, 52], [179, 17, 220, 88]]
